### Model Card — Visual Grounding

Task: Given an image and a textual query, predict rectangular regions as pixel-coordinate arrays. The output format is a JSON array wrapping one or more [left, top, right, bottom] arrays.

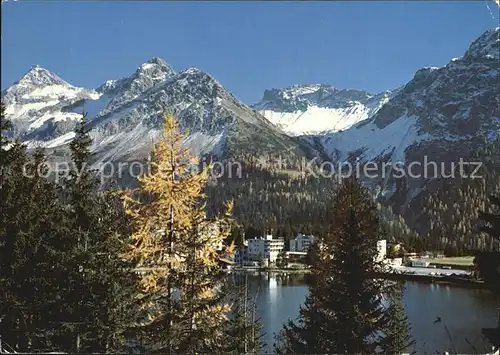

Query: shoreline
[[372, 271, 488, 289], [232, 267, 489, 289], [232, 267, 311, 274]]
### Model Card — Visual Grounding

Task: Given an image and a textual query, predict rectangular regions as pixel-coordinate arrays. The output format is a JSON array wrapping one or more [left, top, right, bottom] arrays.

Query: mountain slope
[[304, 27, 499, 164], [252, 84, 393, 136], [93, 57, 176, 115], [2, 28, 498, 199], [304, 27, 499, 218], [254, 27, 499, 173], [2, 60, 309, 172], [2, 66, 98, 139]]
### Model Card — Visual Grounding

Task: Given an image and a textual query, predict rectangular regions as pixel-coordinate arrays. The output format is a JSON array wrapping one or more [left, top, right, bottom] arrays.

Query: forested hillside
[[205, 137, 500, 255], [412, 137, 500, 254]]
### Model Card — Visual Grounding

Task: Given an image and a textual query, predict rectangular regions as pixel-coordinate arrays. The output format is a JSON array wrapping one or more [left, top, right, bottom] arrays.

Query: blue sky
[[1, 1, 498, 103]]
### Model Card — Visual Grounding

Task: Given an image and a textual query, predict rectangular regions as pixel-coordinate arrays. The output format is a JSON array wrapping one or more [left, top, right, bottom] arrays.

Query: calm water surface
[[235, 272, 499, 354]]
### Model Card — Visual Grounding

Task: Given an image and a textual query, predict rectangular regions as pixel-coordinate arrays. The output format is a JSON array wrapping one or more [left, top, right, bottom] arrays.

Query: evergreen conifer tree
[[55, 113, 139, 353], [480, 195, 500, 242], [476, 194, 500, 294], [275, 177, 412, 354], [224, 274, 265, 354], [380, 286, 415, 354], [1, 104, 70, 351]]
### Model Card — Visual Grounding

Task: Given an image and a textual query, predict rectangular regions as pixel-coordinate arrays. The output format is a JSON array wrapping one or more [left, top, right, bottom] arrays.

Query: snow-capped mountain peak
[[96, 57, 175, 95], [2, 66, 78, 106], [97, 80, 117, 93], [135, 57, 175, 79], [1, 66, 97, 134], [95, 57, 176, 114], [2, 59, 307, 169], [16, 65, 70, 88], [463, 26, 499, 61]]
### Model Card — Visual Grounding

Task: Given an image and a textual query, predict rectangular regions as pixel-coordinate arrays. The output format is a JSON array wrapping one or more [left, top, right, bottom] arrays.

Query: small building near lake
[[411, 259, 431, 268]]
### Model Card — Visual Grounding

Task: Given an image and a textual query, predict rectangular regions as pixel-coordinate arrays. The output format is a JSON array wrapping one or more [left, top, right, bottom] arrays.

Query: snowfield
[[260, 104, 372, 136], [319, 115, 431, 162]]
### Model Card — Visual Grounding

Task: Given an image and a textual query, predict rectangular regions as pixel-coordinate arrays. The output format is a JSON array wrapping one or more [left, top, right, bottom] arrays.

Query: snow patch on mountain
[[318, 115, 431, 162], [308, 26, 499, 174], [46, 131, 77, 148], [89, 123, 159, 164], [5, 100, 59, 119], [260, 104, 372, 136], [2, 67, 98, 134], [183, 130, 226, 156], [253, 84, 392, 136], [30, 112, 82, 130]]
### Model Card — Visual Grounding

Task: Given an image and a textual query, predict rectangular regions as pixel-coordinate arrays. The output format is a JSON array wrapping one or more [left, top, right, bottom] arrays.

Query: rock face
[[2, 66, 98, 140], [316, 27, 499, 214], [371, 26, 499, 138], [94, 57, 176, 115], [2, 59, 308, 168], [257, 27, 499, 163], [251, 27, 499, 214]]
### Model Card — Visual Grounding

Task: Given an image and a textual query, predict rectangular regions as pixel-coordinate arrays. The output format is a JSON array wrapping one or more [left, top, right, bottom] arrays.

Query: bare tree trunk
[[186, 228, 197, 351], [166, 207, 174, 352], [166, 145, 176, 352]]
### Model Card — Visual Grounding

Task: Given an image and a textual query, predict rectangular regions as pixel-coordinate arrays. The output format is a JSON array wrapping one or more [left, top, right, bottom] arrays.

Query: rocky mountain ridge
[[2, 59, 308, 169], [2, 28, 498, 205]]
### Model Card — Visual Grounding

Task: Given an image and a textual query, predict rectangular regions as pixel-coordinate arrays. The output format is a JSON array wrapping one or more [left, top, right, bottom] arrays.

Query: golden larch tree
[[122, 113, 234, 353]]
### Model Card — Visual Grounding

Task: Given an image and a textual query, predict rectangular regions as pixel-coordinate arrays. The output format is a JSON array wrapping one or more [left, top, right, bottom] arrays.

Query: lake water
[[234, 272, 499, 354]]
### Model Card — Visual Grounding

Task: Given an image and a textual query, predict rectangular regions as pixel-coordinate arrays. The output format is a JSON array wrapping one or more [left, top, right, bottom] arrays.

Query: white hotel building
[[289, 233, 315, 252], [376, 240, 387, 262], [247, 234, 285, 264]]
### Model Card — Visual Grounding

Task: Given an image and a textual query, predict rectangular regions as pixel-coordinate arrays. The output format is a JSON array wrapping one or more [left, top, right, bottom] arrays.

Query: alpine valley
[[2, 27, 500, 252]]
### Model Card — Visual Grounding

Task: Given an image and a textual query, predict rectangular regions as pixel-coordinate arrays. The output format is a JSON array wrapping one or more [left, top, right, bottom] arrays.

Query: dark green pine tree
[[476, 194, 500, 294], [56, 113, 139, 353], [1, 102, 71, 352], [380, 286, 415, 354], [0, 102, 24, 175], [0, 101, 13, 183], [305, 239, 321, 267], [275, 177, 410, 354], [224, 274, 265, 354], [0, 102, 11, 148], [274, 292, 324, 354], [480, 195, 500, 243]]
